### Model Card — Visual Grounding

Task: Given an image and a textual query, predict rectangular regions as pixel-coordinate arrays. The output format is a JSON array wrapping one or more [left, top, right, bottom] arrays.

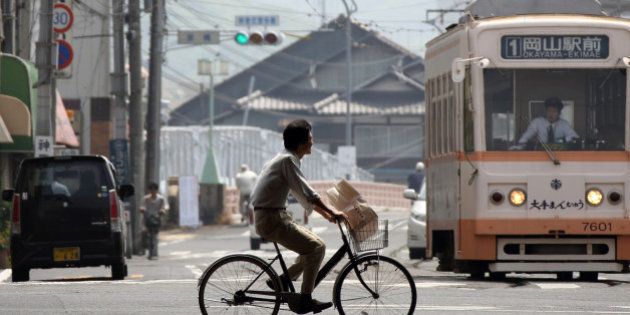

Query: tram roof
[[464, 0, 606, 19]]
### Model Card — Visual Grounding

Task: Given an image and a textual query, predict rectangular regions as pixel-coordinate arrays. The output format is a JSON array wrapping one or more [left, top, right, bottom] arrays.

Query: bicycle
[[198, 219, 417, 314]]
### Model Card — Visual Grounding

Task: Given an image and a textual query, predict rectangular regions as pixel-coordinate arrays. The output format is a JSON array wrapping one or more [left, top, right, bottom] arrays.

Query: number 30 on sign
[[53, 3, 74, 33]]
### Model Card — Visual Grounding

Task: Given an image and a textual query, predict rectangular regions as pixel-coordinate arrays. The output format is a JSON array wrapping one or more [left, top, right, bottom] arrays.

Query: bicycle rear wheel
[[333, 254, 417, 315], [198, 255, 281, 315]]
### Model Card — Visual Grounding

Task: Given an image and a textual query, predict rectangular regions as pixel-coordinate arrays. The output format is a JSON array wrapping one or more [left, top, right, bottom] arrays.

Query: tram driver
[[510, 97, 579, 150]]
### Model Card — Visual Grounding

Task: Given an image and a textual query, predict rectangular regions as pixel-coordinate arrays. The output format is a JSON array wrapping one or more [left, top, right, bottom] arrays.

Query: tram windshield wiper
[[516, 115, 560, 165], [534, 131, 561, 165]]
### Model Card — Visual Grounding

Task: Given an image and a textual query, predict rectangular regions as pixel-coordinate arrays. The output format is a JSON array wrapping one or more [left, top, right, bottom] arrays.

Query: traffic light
[[234, 31, 284, 45]]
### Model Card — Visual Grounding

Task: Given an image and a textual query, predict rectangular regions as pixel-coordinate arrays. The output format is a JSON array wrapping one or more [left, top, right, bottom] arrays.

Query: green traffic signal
[[235, 32, 248, 45]]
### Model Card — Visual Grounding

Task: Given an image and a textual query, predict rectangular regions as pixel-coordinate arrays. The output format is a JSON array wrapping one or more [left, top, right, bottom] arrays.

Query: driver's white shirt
[[517, 117, 578, 145]]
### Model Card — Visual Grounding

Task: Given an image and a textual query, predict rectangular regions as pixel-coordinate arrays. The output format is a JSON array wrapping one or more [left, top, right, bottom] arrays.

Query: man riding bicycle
[[250, 119, 348, 314]]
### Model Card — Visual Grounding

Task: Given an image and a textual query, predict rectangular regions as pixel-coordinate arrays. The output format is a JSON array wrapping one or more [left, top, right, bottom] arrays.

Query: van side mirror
[[118, 184, 135, 199], [403, 189, 419, 201]]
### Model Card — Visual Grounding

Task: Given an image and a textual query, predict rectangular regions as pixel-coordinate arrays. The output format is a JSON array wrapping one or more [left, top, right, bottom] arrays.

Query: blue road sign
[[57, 39, 74, 69]]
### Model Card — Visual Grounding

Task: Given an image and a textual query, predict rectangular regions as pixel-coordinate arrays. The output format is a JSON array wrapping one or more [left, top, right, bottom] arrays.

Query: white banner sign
[[178, 176, 200, 228]]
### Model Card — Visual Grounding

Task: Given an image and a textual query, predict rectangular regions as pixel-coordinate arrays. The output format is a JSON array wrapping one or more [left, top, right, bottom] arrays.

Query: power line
[[184, 0, 321, 17]]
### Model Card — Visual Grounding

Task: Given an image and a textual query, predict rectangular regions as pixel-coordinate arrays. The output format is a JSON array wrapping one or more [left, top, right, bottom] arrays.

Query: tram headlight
[[586, 188, 604, 206], [508, 189, 526, 206]]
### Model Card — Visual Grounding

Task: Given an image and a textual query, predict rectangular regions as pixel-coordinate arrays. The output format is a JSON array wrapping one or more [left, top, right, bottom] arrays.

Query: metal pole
[[242, 76, 255, 126], [2, 0, 15, 54], [15, 0, 30, 59], [128, 0, 145, 255], [201, 72, 220, 184], [210, 73, 214, 146], [36, 0, 55, 141], [341, 0, 355, 146], [146, 0, 164, 185], [112, 0, 127, 140]]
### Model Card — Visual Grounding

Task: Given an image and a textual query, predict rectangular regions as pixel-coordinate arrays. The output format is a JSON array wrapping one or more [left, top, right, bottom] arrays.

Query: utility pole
[[36, 0, 55, 142], [128, 0, 145, 254], [1, 0, 15, 54], [15, 0, 31, 59], [112, 0, 127, 140], [341, 0, 357, 146], [146, 0, 164, 185]]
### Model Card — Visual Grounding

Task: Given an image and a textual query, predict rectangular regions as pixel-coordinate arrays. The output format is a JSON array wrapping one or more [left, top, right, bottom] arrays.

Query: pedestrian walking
[[140, 182, 168, 260], [407, 161, 425, 193], [235, 164, 257, 223]]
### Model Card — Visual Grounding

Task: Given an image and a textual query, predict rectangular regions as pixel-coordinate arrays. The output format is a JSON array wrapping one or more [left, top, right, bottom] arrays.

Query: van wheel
[[111, 263, 126, 280], [579, 272, 598, 282], [489, 272, 506, 281], [556, 272, 573, 281], [250, 238, 261, 250], [11, 267, 29, 282]]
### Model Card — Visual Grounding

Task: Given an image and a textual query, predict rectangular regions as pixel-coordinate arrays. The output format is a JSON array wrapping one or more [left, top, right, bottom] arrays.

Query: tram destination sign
[[501, 35, 609, 59]]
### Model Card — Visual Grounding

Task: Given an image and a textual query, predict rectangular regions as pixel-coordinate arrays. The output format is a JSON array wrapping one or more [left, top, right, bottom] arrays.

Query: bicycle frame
[[244, 221, 379, 302]]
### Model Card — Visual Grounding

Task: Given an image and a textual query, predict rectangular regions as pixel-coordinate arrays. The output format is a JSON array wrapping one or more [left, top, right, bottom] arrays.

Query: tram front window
[[484, 68, 626, 151]]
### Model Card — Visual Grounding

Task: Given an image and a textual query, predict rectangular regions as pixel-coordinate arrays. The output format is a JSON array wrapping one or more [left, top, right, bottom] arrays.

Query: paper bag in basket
[[326, 179, 378, 241]]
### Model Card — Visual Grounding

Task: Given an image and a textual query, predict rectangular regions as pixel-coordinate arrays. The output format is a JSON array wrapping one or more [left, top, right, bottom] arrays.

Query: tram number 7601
[[582, 222, 612, 232]]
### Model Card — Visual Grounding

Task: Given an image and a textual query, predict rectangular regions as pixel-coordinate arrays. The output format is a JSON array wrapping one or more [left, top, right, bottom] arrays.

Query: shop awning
[[0, 115, 13, 143], [0, 94, 32, 143], [56, 91, 79, 147]]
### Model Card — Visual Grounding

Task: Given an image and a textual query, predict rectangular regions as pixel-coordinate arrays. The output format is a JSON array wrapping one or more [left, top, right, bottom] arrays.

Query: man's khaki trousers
[[255, 209, 325, 294]]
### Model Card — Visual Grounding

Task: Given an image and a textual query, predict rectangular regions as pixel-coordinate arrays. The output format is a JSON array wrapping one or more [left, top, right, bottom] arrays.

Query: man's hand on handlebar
[[329, 208, 349, 224], [314, 204, 349, 225]]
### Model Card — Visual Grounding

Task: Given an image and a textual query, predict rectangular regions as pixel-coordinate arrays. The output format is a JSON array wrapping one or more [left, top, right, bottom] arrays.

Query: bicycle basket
[[348, 220, 388, 253]]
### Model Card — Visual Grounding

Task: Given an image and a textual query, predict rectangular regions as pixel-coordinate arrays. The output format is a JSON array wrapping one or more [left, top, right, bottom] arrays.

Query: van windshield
[[484, 68, 626, 151], [17, 159, 115, 241]]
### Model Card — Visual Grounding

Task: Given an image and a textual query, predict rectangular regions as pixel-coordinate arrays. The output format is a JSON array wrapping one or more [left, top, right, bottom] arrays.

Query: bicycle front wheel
[[198, 255, 281, 315], [333, 254, 417, 315]]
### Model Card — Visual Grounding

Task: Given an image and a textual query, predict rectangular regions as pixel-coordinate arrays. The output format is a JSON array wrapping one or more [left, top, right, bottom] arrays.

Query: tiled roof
[[237, 91, 423, 115]]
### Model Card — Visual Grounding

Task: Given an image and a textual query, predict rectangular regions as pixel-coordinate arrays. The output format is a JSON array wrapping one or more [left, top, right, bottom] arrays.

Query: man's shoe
[[309, 299, 333, 314], [287, 293, 333, 314], [266, 274, 291, 291]]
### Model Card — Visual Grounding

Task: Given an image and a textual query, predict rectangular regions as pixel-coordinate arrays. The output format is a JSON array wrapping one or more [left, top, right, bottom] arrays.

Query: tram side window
[[484, 68, 626, 151]]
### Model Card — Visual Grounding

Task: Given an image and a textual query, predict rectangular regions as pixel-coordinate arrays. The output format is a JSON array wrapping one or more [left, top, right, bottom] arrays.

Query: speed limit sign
[[53, 3, 74, 33]]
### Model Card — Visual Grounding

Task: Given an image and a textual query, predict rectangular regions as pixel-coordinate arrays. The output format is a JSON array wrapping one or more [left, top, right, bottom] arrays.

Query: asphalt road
[[2, 210, 630, 314]]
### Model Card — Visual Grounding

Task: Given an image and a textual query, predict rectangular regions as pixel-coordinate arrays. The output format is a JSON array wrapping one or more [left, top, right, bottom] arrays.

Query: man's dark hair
[[283, 119, 312, 152], [148, 182, 159, 191], [544, 97, 563, 111]]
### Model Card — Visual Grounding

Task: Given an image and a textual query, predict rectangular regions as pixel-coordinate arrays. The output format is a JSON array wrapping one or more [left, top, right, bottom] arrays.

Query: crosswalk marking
[[532, 283, 580, 289], [416, 281, 468, 288], [312, 226, 328, 234], [185, 265, 203, 278]]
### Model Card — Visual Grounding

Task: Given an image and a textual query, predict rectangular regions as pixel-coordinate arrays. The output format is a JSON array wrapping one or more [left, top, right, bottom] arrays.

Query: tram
[[424, 1, 630, 280]]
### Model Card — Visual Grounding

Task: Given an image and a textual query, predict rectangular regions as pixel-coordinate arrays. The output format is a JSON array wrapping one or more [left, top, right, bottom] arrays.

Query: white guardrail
[[160, 126, 374, 186]]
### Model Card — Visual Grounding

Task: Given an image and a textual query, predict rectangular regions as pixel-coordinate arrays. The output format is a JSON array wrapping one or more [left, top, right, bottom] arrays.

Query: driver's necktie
[[547, 124, 555, 144]]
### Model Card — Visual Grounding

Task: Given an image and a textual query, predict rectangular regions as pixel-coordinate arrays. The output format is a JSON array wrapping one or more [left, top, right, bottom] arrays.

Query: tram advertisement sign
[[501, 35, 609, 59]]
